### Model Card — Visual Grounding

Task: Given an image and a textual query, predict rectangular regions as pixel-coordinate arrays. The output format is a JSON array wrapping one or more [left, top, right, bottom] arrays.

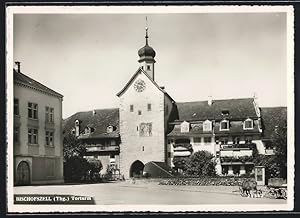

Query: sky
[[13, 11, 288, 119]]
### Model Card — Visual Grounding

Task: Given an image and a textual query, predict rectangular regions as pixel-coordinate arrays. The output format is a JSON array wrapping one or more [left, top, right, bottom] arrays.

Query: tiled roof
[[14, 69, 63, 98], [63, 108, 120, 139], [260, 107, 287, 140], [176, 98, 258, 121]]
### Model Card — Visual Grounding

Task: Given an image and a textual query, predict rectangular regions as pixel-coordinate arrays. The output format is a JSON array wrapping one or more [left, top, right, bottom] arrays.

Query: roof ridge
[[74, 107, 119, 114], [177, 97, 254, 104], [260, 106, 287, 109]]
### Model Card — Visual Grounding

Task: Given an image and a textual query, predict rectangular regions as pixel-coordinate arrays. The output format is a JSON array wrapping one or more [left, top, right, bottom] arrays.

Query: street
[[14, 180, 287, 205]]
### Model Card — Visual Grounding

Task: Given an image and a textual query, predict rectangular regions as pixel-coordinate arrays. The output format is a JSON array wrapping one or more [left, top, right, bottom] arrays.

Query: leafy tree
[[63, 133, 88, 182], [173, 156, 189, 172], [252, 120, 287, 180], [63, 155, 90, 182], [270, 121, 287, 178], [184, 151, 217, 176], [63, 133, 86, 160]]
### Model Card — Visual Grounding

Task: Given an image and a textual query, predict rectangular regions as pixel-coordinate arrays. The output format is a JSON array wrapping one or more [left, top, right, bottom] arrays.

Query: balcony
[[86, 145, 119, 152], [220, 147, 253, 157]]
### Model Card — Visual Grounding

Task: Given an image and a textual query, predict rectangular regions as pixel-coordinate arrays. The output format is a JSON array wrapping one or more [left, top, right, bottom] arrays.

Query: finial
[[145, 16, 149, 45]]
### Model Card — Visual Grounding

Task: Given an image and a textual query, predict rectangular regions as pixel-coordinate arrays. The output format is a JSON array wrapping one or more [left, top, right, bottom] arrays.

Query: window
[[28, 128, 38, 144], [204, 137, 212, 143], [180, 121, 190, 133], [220, 120, 229, 131], [14, 98, 19, 115], [45, 130, 54, 146], [168, 139, 174, 144], [107, 126, 114, 133], [28, 102, 38, 119], [245, 136, 252, 144], [110, 154, 115, 159], [222, 166, 229, 175], [14, 126, 20, 143], [138, 110, 142, 115], [216, 151, 220, 158], [139, 123, 152, 137], [147, 103, 152, 111], [194, 137, 201, 143], [147, 65, 151, 70], [233, 137, 240, 144], [130, 105, 134, 112], [110, 140, 116, 146], [221, 110, 229, 116], [203, 120, 212, 131], [45, 107, 54, 123], [168, 152, 171, 158], [142, 146, 145, 151], [220, 138, 228, 145], [244, 118, 254, 129]]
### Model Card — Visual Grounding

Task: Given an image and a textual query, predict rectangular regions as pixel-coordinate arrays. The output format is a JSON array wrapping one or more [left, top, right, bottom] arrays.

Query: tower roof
[[138, 26, 156, 62]]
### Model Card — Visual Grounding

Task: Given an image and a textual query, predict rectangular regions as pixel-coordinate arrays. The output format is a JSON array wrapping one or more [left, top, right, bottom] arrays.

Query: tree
[[63, 132, 86, 160], [63, 133, 88, 182], [172, 156, 189, 172], [252, 120, 287, 180], [270, 121, 287, 178], [184, 151, 217, 176]]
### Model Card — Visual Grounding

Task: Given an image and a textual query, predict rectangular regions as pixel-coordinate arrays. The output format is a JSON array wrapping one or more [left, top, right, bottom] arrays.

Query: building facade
[[63, 29, 287, 179], [13, 62, 64, 185], [63, 108, 120, 174]]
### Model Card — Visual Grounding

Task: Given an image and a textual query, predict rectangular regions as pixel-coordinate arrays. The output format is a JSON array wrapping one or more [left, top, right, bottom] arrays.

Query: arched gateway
[[130, 160, 144, 177], [16, 161, 30, 185]]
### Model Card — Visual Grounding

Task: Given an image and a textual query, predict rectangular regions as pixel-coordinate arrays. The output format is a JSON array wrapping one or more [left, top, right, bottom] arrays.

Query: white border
[[6, 5, 294, 213]]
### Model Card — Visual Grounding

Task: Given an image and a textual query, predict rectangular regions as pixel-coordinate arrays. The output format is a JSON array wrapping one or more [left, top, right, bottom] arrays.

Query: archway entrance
[[130, 160, 144, 178], [16, 161, 30, 185]]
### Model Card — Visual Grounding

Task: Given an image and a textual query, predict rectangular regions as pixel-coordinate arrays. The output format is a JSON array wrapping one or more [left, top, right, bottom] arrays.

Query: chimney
[[208, 95, 213, 106], [75, 120, 80, 137], [14, 61, 21, 73], [93, 110, 96, 116]]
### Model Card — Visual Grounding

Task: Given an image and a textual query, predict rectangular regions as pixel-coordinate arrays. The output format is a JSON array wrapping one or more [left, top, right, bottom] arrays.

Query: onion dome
[[138, 27, 156, 62]]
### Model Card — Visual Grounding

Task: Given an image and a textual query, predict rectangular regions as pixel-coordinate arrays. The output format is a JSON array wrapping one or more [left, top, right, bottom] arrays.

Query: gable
[[116, 67, 165, 97]]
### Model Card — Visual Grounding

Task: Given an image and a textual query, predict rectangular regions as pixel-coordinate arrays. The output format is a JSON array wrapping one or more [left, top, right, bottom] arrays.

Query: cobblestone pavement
[[14, 180, 287, 205]]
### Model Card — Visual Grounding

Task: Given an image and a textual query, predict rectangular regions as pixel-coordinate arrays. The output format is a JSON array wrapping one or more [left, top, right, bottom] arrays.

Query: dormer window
[[244, 118, 254, 130], [221, 110, 229, 116], [220, 120, 229, 131], [147, 65, 151, 70], [107, 125, 114, 133], [84, 127, 90, 135], [180, 121, 190, 133], [203, 120, 212, 132]]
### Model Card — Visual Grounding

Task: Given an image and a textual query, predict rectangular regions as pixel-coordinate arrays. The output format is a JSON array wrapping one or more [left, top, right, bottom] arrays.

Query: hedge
[[158, 177, 252, 186]]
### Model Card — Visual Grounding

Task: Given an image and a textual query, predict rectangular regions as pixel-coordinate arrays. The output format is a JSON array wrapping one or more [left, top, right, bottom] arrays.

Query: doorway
[[16, 161, 30, 185], [130, 160, 144, 178]]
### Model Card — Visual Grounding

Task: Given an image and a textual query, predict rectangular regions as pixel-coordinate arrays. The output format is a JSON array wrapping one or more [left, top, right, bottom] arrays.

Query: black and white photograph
[[6, 5, 294, 212]]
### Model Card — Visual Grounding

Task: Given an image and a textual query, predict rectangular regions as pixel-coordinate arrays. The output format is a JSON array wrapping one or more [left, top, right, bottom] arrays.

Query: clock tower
[[117, 25, 176, 179], [138, 27, 156, 81]]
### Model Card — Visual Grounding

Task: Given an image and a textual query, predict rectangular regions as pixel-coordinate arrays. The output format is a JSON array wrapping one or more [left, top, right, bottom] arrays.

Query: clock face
[[134, 79, 146, 92]]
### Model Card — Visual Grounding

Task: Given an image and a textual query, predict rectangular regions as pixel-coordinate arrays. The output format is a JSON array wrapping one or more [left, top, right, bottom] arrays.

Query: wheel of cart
[[266, 178, 287, 199]]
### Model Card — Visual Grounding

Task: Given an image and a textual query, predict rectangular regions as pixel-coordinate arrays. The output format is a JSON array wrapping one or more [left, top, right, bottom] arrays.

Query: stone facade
[[118, 70, 169, 178]]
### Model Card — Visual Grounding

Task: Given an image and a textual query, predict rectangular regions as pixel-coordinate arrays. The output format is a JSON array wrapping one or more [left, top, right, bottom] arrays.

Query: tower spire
[[145, 16, 149, 45]]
